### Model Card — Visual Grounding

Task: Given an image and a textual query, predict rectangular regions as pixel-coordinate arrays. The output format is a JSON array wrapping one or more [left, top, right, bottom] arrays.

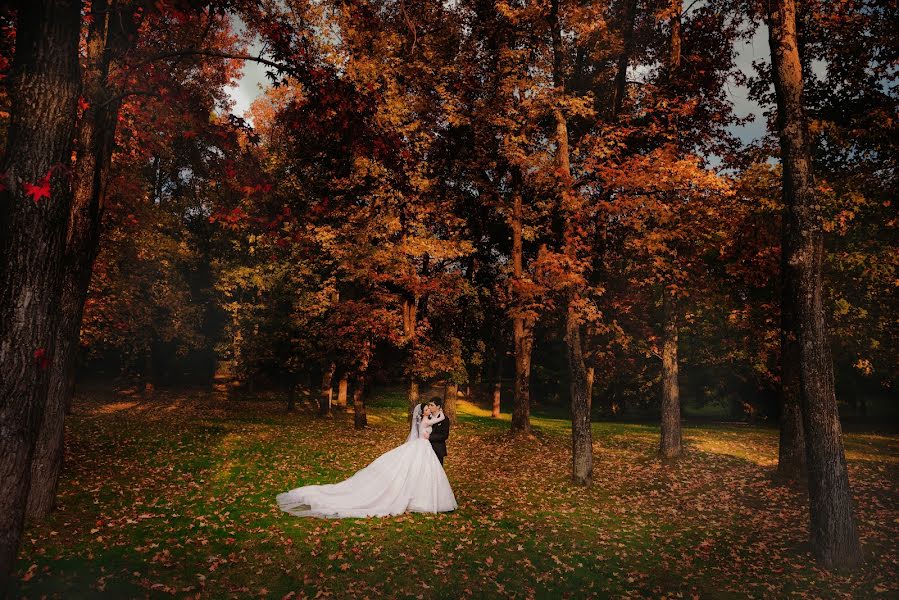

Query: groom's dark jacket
[[428, 414, 450, 459]]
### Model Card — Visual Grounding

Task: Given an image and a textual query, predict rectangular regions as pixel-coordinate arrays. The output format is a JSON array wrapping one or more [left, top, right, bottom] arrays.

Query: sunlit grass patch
[[10, 386, 898, 599]]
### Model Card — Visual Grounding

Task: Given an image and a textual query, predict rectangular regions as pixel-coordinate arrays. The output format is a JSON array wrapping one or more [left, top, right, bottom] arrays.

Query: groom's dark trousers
[[429, 416, 450, 465]]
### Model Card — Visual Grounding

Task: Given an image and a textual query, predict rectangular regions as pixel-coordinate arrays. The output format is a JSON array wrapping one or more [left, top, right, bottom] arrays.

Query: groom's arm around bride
[[426, 397, 450, 465]]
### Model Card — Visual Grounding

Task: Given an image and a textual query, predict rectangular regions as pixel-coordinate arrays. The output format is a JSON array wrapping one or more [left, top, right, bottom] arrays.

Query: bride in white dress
[[276, 403, 457, 517]]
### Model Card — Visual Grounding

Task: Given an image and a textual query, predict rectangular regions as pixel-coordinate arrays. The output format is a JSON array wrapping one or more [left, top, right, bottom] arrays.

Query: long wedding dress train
[[276, 406, 457, 518]]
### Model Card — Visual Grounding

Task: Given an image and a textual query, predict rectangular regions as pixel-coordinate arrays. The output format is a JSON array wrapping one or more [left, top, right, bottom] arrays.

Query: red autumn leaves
[[22, 171, 51, 203], [1, 166, 65, 204]]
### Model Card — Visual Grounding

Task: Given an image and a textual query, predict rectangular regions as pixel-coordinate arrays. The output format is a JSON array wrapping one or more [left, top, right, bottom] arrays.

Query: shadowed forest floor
[[10, 386, 898, 599]]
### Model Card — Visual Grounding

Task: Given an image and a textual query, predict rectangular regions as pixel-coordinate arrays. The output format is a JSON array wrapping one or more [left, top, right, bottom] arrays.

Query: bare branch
[[134, 49, 294, 75]]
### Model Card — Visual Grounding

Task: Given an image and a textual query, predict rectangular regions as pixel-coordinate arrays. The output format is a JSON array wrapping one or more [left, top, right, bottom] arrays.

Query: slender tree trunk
[[143, 348, 154, 391], [492, 353, 503, 418], [778, 242, 806, 481], [611, 0, 638, 118], [550, 0, 593, 486], [443, 382, 458, 424], [0, 0, 82, 586], [320, 362, 335, 417], [659, 286, 682, 458], [408, 379, 419, 419], [566, 307, 593, 486], [657, 0, 684, 460], [353, 375, 367, 429], [586, 366, 595, 413], [286, 379, 296, 412], [510, 178, 534, 434], [768, 0, 861, 569], [27, 0, 139, 521], [336, 373, 349, 408], [402, 296, 419, 420]]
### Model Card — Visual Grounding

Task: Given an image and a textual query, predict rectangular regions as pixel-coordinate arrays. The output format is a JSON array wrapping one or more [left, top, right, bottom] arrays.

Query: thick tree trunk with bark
[[336, 374, 349, 408], [320, 362, 335, 417], [767, 0, 862, 569], [659, 286, 682, 458], [510, 181, 534, 434], [443, 382, 458, 424], [778, 249, 806, 481], [27, 0, 139, 520], [0, 0, 82, 586]]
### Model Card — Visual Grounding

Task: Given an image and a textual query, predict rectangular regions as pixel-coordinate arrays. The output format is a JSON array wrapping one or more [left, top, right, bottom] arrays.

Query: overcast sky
[[225, 24, 774, 145], [226, 37, 271, 120]]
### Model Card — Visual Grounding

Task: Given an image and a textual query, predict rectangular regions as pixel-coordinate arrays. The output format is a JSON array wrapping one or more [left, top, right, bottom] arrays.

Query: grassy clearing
[[10, 386, 898, 599]]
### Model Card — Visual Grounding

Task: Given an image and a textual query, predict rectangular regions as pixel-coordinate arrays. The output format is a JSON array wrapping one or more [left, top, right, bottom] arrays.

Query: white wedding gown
[[276, 405, 457, 518]]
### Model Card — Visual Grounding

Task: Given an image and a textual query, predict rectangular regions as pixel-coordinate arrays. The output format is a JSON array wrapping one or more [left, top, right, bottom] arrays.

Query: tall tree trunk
[[586, 366, 595, 413], [0, 0, 82, 586], [510, 176, 534, 434], [659, 286, 682, 458], [353, 375, 367, 429], [611, 0, 638, 118], [336, 373, 349, 408], [550, 0, 593, 486], [286, 377, 296, 412], [657, 0, 684, 460], [566, 307, 593, 486], [27, 0, 139, 521], [408, 379, 419, 418], [492, 352, 503, 418], [777, 242, 806, 481], [767, 0, 862, 569], [443, 382, 458, 424], [402, 296, 419, 419], [143, 347, 154, 391], [320, 362, 335, 417]]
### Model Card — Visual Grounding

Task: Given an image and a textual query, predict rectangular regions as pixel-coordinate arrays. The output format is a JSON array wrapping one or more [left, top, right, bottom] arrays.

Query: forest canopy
[[0, 0, 896, 585]]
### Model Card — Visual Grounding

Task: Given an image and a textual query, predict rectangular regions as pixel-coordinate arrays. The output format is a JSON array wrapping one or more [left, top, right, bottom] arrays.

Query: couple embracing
[[276, 397, 457, 518]]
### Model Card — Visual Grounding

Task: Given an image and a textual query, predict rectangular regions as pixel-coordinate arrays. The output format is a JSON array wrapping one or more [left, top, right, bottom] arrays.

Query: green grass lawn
[[10, 386, 898, 599]]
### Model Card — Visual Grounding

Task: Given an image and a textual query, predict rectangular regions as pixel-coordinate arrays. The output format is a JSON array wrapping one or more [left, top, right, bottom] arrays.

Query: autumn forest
[[0, 0, 896, 597]]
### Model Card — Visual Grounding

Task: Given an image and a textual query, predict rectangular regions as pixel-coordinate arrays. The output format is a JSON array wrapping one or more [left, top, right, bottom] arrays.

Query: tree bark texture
[[443, 382, 458, 424], [510, 182, 534, 434], [659, 286, 682, 458], [768, 0, 862, 569], [353, 375, 367, 429], [0, 0, 82, 586], [336, 374, 349, 408], [320, 362, 335, 417], [778, 238, 806, 481], [27, 0, 140, 521], [551, 0, 593, 487], [611, 0, 638, 118]]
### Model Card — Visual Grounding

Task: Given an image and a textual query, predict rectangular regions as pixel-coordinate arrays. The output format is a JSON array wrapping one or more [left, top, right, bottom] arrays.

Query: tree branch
[[100, 88, 163, 107], [134, 49, 294, 75]]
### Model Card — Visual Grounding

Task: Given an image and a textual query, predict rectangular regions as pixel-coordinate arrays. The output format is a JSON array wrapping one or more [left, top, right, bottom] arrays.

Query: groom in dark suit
[[425, 397, 450, 465]]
